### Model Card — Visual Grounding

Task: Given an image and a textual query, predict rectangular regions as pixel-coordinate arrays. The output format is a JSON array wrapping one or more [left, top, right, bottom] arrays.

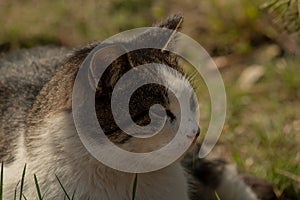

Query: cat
[[0, 14, 277, 200]]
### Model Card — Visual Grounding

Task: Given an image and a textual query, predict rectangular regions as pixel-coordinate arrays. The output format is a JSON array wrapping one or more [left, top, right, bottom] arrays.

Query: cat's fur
[[0, 14, 277, 200]]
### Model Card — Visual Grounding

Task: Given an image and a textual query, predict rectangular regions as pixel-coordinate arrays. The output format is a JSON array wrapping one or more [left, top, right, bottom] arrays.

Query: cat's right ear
[[88, 44, 132, 93]]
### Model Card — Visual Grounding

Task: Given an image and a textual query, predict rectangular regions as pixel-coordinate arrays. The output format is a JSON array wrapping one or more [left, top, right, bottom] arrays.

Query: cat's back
[[0, 46, 71, 163]]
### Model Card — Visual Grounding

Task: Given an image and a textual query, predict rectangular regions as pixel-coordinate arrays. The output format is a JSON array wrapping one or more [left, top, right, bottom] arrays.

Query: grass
[[131, 174, 138, 200], [55, 174, 71, 200], [19, 165, 26, 200], [0, 0, 300, 199], [184, 52, 300, 198], [55, 174, 78, 200], [0, 163, 78, 199], [0, 0, 275, 55], [215, 191, 221, 200], [0, 162, 3, 200], [0, 163, 139, 199], [220, 56, 300, 198], [34, 174, 44, 200]]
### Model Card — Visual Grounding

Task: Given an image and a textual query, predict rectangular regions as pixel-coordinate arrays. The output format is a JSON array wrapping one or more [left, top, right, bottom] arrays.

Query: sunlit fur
[[3, 64, 197, 200], [0, 14, 275, 200]]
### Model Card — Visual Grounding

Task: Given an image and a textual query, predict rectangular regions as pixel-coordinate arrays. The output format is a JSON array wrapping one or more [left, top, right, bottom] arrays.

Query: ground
[[0, 0, 299, 199]]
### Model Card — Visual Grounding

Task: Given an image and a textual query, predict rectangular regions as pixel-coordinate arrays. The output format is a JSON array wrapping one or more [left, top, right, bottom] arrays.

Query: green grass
[[215, 191, 221, 200], [19, 165, 26, 200], [220, 56, 300, 198], [0, 0, 274, 55], [185, 54, 300, 198], [0, 161, 3, 200], [55, 175, 72, 200], [34, 174, 44, 200], [0, 0, 300, 198], [0, 163, 139, 199], [0, 163, 78, 199], [131, 174, 138, 200]]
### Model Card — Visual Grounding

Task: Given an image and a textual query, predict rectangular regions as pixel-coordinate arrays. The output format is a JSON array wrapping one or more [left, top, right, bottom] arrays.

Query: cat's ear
[[154, 13, 184, 31], [133, 14, 184, 51], [88, 44, 132, 93], [156, 14, 183, 51], [88, 14, 184, 92]]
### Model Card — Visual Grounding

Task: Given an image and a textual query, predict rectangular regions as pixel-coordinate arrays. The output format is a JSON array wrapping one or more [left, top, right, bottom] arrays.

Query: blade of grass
[[215, 191, 221, 200], [41, 187, 49, 199], [276, 168, 300, 183], [34, 174, 43, 200], [22, 194, 27, 200], [0, 161, 3, 200], [71, 188, 76, 200], [19, 164, 26, 200], [14, 181, 20, 200], [14, 188, 16, 200], [55, 175, 71, 200], [131, 173, 138, 200]]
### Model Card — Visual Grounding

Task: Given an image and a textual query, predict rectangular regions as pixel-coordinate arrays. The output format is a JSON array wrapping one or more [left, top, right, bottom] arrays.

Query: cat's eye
[[166, 110, 176, 122]]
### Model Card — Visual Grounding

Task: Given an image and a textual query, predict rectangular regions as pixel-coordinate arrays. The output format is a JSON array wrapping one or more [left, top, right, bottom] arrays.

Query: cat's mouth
[[187, 127, 200, 143]]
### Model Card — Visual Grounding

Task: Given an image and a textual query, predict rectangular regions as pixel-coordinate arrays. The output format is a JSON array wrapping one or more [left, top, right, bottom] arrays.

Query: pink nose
[[187, 127, 200, 138]]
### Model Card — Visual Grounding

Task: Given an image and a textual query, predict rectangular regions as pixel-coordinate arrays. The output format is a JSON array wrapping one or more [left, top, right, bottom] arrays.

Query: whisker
[[187, 71, 200, 84]]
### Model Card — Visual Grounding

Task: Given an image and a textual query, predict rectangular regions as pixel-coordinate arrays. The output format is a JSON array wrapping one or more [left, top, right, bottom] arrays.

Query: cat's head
[[84, 14, 200, 153]]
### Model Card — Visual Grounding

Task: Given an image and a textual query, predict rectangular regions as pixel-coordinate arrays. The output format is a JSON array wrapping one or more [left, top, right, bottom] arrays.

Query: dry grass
[[0, 0, 299, 198]]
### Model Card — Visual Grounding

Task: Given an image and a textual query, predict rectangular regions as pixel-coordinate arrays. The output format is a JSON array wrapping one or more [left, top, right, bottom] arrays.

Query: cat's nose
[[187, 127, 200, 139]]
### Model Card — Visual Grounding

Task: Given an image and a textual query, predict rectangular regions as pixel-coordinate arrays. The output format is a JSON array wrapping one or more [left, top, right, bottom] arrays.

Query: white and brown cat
[[0, 14, 277, 200]]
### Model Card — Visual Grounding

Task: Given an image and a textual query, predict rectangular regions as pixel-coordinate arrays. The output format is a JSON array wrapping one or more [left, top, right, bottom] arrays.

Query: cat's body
[[4, 111, 189, 200], [0, 15, 277, 200], [1, 15, 193, 199], [0, 46, 71, 165]]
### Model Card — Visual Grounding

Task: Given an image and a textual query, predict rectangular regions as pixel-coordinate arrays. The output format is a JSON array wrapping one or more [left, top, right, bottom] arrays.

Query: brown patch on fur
[[26, 14, 185, 149]]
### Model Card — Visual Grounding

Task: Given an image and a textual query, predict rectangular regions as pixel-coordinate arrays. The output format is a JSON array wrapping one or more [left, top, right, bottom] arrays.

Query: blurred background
[[0, 0, 299, 199]]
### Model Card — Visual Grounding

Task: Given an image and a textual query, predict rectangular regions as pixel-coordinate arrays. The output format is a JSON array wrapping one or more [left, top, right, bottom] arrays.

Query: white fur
[[2, 66, 261, 200], [3, 64, 194, 200], [3, 112, 190, 200], [216, 164, 258, 200]]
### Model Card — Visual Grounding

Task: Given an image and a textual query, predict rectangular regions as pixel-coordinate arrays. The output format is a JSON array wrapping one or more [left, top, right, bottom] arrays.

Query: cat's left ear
[[88, 44, 132, 93]]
